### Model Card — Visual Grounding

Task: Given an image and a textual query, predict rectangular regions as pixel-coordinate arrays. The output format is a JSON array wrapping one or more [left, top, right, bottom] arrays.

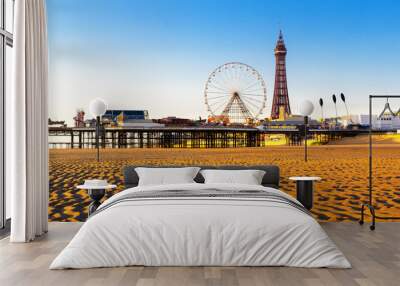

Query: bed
[[50, 165, 350, 269]]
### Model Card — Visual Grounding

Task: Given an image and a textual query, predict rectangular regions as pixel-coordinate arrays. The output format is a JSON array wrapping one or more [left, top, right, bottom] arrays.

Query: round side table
[[289, 177, 321, 210], [77, 184, 117, 217]]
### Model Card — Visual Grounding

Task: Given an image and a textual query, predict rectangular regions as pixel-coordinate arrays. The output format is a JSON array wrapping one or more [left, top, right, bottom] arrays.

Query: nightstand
[[77, 182, 116, 216], [289, 177, 321, 210]]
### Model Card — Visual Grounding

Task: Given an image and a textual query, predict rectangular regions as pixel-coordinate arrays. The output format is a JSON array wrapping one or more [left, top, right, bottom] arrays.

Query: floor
[[0, 222, 399, 286]]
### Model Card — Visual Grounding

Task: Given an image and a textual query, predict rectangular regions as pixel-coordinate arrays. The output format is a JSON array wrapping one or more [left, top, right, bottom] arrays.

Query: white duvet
[[50, 183, 351, 269]]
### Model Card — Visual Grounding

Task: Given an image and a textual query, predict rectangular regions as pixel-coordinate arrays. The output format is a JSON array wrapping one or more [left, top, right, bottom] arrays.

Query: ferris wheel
[[204, 62, 267, 124]]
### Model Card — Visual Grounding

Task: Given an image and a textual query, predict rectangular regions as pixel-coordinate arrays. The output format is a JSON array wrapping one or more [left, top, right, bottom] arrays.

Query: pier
[[48, 126, 373, 149]]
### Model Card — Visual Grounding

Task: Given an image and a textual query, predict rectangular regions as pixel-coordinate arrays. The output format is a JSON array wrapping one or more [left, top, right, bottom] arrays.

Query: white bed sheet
[[50, 183, 351, 269]]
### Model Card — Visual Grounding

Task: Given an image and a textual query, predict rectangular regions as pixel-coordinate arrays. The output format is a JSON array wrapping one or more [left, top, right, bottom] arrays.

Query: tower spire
[[271, 30, 291, 120]]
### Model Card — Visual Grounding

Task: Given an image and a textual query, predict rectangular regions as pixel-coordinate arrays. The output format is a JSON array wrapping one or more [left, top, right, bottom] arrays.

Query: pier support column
[[70, 131, 74, 149]]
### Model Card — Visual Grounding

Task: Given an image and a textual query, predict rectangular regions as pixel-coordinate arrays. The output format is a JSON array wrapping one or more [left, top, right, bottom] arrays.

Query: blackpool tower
[[270, 30, 291, 120]]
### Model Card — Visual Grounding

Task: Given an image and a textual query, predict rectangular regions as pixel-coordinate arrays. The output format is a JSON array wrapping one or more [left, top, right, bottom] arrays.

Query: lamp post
[[319, 98, 324, 123], [332, 94, 338, 127], [89, 98, 107, 162], [340, 93, 352, 124], [299, 100, 314, 162]]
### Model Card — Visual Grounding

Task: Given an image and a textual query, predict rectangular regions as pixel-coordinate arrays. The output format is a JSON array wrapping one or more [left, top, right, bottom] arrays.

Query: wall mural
[[47, 1, 400, 223]]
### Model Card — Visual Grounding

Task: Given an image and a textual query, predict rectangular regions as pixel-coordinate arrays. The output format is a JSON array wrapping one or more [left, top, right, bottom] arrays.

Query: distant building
[[358, 114, 400, 130], [103, 110, 149, 122], [118, 119, 164, 128], [155, 116, 196, 127], [48, 118, 67, 128], [335, 113, 400, 131], [335, 102, 400, 130], [258, 114, 321, 130], [100, 110, 163, 128]]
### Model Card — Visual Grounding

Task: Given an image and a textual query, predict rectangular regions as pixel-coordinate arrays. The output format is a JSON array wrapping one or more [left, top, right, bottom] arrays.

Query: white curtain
[[8, 0, 49, 242]]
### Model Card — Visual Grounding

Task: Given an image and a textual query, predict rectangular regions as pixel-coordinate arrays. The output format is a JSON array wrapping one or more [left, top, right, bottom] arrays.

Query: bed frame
[[123, 165, 280, 189]]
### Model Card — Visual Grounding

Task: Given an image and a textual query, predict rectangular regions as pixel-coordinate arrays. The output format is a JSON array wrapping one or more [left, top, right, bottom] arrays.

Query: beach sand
[[49, 135, 400, 222]]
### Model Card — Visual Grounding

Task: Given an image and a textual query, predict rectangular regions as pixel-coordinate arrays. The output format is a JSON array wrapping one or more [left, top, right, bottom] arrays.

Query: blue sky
[[47, 0, 400, 124]]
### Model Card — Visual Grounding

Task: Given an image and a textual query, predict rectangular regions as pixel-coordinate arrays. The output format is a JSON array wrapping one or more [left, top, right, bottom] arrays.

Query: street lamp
[[319, 98, 324, 122], [340, 93, 352, 124], [299, 100, 314, 162], [332, 94, 338, 127], [89, 98, 107, 162]]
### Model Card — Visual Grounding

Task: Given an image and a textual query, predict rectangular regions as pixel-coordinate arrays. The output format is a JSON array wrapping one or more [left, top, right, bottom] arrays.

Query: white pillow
[[135, 167, 200, 186], [200, 169, 266, 185]]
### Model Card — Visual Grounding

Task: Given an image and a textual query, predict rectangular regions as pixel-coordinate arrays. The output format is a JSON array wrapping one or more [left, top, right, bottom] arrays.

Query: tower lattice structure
[[271, 30, 291, 120]]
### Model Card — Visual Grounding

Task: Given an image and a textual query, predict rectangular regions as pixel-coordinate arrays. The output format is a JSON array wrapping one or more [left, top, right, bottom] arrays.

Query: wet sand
[[49, 139, 400, 222]]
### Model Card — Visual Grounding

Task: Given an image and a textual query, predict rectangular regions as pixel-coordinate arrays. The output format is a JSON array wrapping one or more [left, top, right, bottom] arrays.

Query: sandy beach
[[49, 135, 400, 222]]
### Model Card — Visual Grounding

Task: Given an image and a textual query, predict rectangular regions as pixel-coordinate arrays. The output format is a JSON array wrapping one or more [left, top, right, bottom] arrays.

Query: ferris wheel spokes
[[204, 62, 267, 124]]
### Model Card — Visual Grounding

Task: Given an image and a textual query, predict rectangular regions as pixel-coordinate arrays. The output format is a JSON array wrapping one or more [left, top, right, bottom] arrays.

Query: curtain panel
[[8, 0, 48, 242]]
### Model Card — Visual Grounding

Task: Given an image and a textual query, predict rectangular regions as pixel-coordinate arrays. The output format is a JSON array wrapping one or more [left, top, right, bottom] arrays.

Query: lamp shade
[[89, 98, 107, 118], [299, 100, 314, 116]]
